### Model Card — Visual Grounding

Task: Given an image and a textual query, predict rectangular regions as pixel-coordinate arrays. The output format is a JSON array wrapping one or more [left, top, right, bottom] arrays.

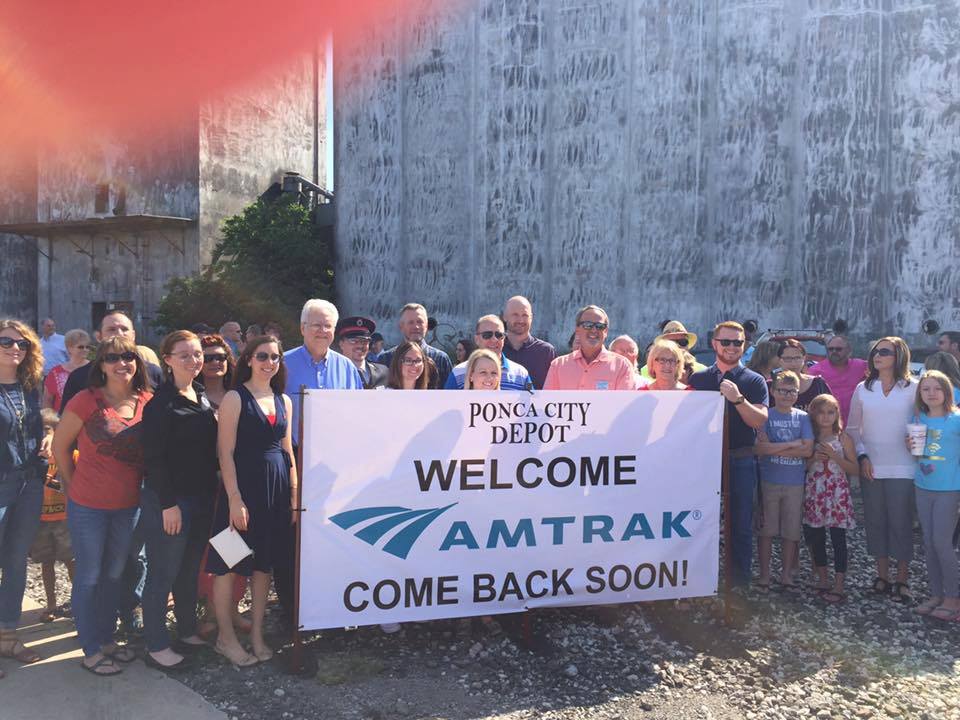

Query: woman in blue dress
[[206, 336, 296, 667]]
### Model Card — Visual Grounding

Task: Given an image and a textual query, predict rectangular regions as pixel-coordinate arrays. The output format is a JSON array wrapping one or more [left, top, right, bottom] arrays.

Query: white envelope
[[209, 526, 253, 569]]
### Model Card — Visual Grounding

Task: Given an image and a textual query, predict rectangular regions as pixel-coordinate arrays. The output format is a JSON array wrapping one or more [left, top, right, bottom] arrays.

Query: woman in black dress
[[206, 336, 296, 667]]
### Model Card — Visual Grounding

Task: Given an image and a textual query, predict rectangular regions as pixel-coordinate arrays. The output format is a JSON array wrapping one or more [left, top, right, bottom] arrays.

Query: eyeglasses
[[253, 352, 281, 363], [341, 337, 370, 345], [780, 355, 805, 362], [577, 321, 608, 331], [305, 322, 334, 332], [0, 337, 30, 350], [872, 348, 895, 357], [478, 331, 506, 340], [72, 344, 91, 351], [716, 339, 744, 347], [401, 357, 424, 366], [653, 357, 679, 365], [774, 388, 799, 395], [204, 353, 228, 364], [827, 347, 845, 353], [103, 351, 138, 364]]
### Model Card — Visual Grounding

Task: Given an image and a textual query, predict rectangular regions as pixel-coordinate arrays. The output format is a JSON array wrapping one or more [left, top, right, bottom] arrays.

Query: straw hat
[[656, 321, 698, 349]]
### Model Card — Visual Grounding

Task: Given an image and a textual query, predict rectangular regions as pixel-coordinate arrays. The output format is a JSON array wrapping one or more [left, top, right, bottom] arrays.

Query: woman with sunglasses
[[194, 335, 250, 640], [846, 337, 918, 603], [53, 336, 152, 676], [43, 329, 91, 413], [0, 320, 47, 675], [206, 336, 296, 666], [386, 341, 434, 390], [197, 334, 235, 411], [139, 330, 218, 670]]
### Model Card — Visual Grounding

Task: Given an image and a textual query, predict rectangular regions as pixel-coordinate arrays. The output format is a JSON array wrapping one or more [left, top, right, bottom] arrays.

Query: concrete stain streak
[[329, 0, 960, 346]]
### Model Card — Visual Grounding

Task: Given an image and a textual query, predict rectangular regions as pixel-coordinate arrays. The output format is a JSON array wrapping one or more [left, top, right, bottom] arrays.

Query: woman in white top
[[846, 337, 918, 603]]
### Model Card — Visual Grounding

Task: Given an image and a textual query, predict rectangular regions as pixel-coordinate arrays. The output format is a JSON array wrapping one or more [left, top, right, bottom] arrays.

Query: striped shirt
[[444, 354, 532, 391]]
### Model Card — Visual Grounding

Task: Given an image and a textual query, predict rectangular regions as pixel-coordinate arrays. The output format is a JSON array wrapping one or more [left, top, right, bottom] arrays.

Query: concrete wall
[[334, 0, 960, 349], [33, 126, 200, 341], [199, 51, 323, 265], [0, 145, 39, 324]]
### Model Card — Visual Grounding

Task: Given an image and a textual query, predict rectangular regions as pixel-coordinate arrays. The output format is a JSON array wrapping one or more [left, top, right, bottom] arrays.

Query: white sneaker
[[379, 622, 402, 634]]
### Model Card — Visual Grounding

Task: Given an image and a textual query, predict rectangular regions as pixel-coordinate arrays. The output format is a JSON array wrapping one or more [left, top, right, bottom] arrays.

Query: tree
[[155, 194, 334, 341]]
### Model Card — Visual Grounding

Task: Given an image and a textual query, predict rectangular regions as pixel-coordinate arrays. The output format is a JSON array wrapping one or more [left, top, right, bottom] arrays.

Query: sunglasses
[[716, 339, 744, 347], [103, 351, 138, 364], [253, 352, 281, 363], [0, 337, 30, 350], [577, 321, 608, 331], [204, 353, 228, 364], [674, 337, 689, 348], [872, 348, 895, 357], [478, 331, 506, 340]]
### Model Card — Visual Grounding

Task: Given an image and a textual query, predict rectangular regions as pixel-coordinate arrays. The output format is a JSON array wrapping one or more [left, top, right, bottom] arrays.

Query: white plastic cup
[[907, 423, 927, 457]]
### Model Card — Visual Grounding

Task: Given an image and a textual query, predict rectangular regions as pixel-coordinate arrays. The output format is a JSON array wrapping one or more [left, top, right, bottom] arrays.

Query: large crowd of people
[[1, 302, 959, 678]]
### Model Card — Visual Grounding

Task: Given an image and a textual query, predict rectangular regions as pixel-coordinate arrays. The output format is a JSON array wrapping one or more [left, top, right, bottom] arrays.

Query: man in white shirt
[[39, 317, 68, 373]]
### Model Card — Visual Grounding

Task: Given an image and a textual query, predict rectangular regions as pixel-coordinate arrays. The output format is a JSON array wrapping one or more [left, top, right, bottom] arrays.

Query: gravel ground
[[25, 483, 960, 720]]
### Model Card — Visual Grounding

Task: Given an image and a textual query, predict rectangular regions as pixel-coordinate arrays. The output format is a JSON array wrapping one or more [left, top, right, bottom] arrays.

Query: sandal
[[782, 583, 802, 595], [103, 644, 137, 664], [754, 581, 771, 595], [214, 641, 258, 668], [81, 656, 122, 677], [891, 582, 913, 604], [0, 632, 40, 664], [39, 609, 57, 623], [869, 577, 891, 595], [928, 606, 960, 622], [914, 598, 943, 616]]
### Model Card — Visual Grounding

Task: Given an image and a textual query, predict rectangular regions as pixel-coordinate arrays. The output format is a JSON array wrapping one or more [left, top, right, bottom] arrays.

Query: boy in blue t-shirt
[[755, 371, 814, 590]]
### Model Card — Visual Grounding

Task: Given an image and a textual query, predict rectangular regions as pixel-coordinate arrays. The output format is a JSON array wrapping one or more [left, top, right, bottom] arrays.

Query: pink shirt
[[808, 358, 868, 424], [543, 349, 639, 391]]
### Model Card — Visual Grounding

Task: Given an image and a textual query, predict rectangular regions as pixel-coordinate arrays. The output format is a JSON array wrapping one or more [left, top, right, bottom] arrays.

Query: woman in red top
[[52, 336, 152, 676], [42, 329, 91, 412]]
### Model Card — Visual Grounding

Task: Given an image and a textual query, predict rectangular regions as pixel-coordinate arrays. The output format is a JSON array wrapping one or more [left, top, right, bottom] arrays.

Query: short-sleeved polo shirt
[[444, 354, 531, 390], [689, 362, 769, 450], [543, 349, 638, 391]]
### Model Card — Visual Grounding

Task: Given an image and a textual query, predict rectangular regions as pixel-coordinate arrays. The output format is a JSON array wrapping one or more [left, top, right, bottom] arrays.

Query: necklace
[[0, 382, 25, 431]]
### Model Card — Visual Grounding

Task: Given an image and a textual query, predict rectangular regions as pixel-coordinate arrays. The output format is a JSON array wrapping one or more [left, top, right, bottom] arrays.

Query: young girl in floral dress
[[803, 394, 857, 603]]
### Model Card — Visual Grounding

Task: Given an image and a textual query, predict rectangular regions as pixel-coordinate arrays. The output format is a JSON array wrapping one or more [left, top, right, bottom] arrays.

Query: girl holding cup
[[908, 371, 960, 620]]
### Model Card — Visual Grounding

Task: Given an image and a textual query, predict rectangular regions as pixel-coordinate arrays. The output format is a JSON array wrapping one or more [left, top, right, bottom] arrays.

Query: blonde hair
[[645, 339, 684, 381], [0, 319, 43, 391], [773, 369, 799, 388], [916, 370, 956, 416], [465, 349, 501, 389], [807, 393, 842, 436]]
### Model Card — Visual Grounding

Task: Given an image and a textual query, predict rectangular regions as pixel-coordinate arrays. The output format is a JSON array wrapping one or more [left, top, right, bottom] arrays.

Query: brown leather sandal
[[0, 632, 41, 664]]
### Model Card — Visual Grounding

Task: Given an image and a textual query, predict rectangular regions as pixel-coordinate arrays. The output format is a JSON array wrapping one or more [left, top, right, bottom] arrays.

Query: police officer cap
[[336, 316, 376, 340]]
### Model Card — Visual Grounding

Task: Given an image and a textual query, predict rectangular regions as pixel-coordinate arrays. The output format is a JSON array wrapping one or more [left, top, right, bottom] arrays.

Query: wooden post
[[722, 406, 733, 624], [285, 385, 309, 674]]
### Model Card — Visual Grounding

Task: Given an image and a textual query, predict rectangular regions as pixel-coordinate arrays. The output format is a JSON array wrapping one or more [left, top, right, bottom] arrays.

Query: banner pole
[[285, 385, 308, 674], [722, 405, 733, 625]]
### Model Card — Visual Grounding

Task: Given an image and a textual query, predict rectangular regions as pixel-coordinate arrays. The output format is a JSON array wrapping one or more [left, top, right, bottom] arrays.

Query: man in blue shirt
[[284, 299, 364, 445], [278, 298, 362, 624], [444, 314, 531, 390], [378, 303, 453, 389], [689, 321, 769, 590]]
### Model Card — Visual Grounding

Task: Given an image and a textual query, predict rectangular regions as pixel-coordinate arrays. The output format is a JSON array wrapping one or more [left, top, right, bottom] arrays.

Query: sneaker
[[379, 623, 402, 634]]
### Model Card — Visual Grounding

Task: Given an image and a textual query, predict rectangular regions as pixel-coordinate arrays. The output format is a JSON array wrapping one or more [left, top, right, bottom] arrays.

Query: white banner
[[299, 390, 724, 631]]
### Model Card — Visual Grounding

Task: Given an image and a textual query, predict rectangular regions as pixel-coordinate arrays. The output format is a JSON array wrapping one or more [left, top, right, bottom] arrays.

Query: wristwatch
[[732, 396, 745, 405], [857, 453, 869, 463]]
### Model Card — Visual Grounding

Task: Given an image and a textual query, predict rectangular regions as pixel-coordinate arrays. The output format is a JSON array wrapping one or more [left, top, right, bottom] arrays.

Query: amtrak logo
[[329, 504, 457, 559]]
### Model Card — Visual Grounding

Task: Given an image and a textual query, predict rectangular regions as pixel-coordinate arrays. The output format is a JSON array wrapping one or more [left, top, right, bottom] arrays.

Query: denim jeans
[[728, 456, 758, 588], [117, 515, 147, 624], [67, 499, 139, 657], [140, 489, 211, 652], [0, 469, 43, 629]]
